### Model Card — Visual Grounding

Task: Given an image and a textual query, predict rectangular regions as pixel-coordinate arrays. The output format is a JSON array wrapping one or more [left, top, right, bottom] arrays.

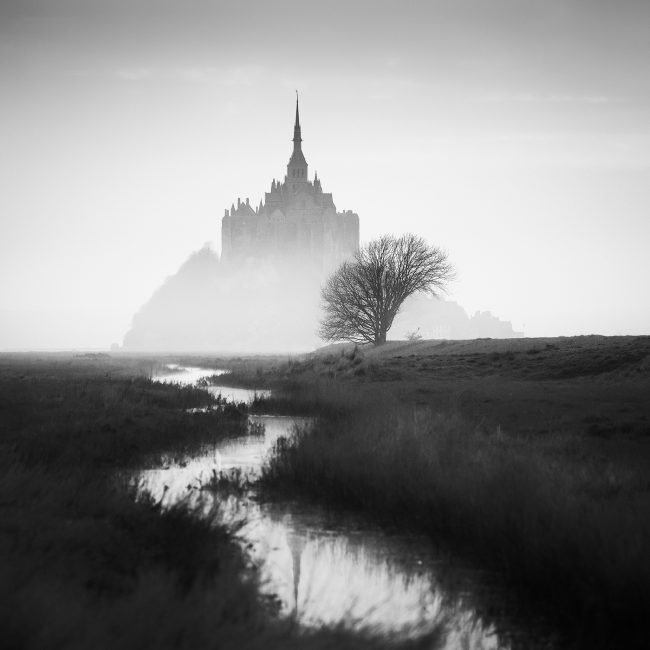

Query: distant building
[[221, 96, 359, 271], [123, 99, 523, 352]]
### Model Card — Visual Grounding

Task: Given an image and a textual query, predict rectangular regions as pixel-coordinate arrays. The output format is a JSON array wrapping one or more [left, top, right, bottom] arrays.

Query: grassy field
[[4, 338, 647, 648], [0, 353, 426, 650], [243, 335, 650, 649]]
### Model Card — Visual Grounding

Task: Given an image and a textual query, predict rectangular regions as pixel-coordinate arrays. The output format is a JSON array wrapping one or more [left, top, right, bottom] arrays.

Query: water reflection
[[139, 415, 507, 648], [143, 365, 519, 647], [227, 494, 446, 639], [154, 364, 228, 385], [143, 416, 308, 482], [207, 385, 271, 403], [153, 364, 270, 403]]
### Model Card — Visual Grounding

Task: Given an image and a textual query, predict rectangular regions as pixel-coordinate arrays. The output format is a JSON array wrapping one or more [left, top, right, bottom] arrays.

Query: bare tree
[[319, 234, 454, 345]]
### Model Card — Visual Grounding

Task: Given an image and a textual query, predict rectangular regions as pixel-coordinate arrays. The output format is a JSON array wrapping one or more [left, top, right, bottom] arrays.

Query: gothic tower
[[221, 96, 359, 271], [287, 94, 308, 190]]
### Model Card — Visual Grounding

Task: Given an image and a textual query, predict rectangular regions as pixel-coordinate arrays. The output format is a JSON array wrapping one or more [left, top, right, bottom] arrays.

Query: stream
[[138, 365, 557, 649]]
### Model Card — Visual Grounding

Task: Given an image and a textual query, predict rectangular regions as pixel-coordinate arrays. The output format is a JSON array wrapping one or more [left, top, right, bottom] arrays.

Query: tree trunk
[[375, 330, 387, 345]]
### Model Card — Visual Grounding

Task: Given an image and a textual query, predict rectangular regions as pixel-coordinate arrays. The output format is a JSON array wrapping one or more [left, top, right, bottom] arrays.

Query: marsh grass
[[249, 378, 363, 416], [260, 380, 650, 648], [184, 354, 296, 387], [0, 355, 421, 650]]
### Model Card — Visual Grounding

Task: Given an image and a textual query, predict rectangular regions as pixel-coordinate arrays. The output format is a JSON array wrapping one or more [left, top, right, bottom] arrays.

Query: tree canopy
[[319, 234, 454, 345]]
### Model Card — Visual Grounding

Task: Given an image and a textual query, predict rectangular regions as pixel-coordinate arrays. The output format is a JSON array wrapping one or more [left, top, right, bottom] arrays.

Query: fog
[[1, 0, 649, 351], [120, 246, 519, 353], [123, 247, 323, 353]]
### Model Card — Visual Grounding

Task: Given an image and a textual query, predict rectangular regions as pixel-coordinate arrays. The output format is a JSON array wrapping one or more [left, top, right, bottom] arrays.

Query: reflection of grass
[[261, 380, 650, 648], [0, 355, 433, 649], [196, 373, 230, 387]]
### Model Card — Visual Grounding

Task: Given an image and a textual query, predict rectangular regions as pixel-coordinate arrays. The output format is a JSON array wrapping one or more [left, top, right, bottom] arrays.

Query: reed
[[261, 379, 650, 649], [0, 355, 421, 650]]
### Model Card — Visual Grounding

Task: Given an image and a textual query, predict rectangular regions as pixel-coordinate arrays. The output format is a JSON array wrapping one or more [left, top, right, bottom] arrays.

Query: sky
[[1, 0, 649, 349]]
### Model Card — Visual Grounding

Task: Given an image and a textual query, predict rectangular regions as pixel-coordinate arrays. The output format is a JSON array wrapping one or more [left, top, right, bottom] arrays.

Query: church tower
[[221, 95, 359, 269], [286, 93, 308, 190]]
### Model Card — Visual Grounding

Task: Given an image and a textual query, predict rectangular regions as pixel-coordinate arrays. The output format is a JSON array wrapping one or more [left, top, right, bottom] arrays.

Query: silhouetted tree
[[319, 234, 454, 345]]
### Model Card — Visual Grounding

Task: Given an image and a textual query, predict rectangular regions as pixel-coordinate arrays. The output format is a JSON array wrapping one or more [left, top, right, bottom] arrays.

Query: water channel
[[139, 365, 557, 649]]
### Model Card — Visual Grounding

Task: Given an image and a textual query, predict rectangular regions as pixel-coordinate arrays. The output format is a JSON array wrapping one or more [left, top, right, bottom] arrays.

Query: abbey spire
[[221, 94, 359, 268], [293, 92, 302, 146], [287, 92, 308, 186]]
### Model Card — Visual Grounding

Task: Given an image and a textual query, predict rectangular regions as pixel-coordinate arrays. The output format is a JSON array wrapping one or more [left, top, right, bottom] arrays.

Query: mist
[[1, 0, 649, 351], [122, 247, 324, 353], [120, 245, 520, 353], [3, 5, 650, 648]]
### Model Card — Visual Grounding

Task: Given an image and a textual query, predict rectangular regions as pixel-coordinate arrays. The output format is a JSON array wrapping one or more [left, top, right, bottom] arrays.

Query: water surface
[[154, 364, 228, 386], [143, 364, 554, 648]]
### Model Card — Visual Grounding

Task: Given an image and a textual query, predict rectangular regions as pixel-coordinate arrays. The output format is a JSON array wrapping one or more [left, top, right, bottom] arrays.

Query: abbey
[[221, 97, 359, 271]]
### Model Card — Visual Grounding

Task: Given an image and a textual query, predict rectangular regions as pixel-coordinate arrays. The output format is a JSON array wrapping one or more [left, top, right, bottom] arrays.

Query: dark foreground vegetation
[[0, 354, 424, 650], [241, 335, 650, 650]]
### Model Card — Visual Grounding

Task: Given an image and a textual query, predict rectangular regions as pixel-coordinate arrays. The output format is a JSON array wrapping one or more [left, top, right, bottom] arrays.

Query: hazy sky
[[1, 0, 649, 348]]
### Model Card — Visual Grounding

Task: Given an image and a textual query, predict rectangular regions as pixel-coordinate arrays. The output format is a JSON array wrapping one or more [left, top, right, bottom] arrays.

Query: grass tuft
[[0, 355, 420, 649], [260, 379, 650, 649]]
